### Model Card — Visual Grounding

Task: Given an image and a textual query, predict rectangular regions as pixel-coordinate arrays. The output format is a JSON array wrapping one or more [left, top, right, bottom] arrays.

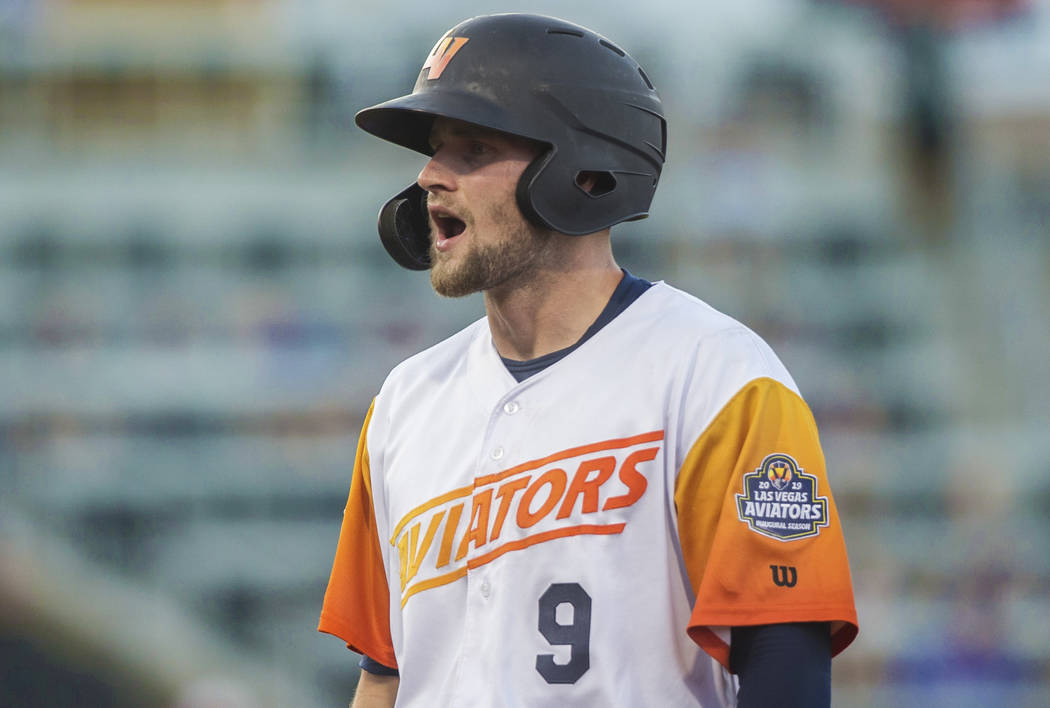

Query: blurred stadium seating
[[1, 1, 1048, 706]]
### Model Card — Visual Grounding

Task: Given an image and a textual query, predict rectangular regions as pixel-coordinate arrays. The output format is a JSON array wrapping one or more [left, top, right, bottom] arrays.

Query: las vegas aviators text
[[390, 431, 664, 607]]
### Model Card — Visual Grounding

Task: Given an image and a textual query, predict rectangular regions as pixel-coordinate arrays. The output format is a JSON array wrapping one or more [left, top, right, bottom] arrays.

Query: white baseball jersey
[[320, 281, 858, 707]]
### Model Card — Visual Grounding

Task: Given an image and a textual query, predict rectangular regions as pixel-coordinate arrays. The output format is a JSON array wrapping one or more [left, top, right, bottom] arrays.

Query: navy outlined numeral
[[536, 582, 591, 684]]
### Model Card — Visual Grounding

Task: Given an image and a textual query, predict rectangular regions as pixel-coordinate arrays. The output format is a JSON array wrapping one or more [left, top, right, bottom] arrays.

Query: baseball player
[[320, 13, 858, 708]]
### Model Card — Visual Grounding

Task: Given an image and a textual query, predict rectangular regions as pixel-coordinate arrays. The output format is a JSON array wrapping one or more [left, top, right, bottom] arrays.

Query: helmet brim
[[355, 90, 540, 156]]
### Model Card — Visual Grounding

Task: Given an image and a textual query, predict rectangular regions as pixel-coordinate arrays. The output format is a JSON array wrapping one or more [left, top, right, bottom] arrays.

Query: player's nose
[[418, 153, 457, 194]]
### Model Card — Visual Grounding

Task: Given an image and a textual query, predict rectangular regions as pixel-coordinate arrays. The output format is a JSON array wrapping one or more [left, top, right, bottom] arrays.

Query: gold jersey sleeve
[[675, 377, 859, 668], [318, 401, 398, 669]]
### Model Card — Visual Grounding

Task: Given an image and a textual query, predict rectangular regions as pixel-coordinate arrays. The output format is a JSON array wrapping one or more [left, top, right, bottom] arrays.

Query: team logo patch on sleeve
[[735, 453, 829, 541]]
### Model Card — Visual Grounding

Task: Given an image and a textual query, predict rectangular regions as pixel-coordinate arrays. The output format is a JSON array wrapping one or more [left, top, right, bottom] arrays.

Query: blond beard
[[429, 203, 554, 298]]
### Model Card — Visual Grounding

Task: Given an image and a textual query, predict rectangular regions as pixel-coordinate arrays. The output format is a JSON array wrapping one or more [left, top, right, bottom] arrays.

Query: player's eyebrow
[[428, 119, 542, 158], [430, 120, 503, 147]]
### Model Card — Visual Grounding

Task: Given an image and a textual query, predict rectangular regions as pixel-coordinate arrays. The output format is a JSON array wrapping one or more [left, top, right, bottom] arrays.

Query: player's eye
[[468, 140, 490, 156]]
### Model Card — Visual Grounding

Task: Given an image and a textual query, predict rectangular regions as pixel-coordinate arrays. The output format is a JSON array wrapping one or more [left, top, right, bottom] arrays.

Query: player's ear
[[575, 171, 617, 197]]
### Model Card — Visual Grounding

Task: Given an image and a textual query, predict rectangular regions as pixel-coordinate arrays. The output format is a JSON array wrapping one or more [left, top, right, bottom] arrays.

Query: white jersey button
[[480, 580, 491, 598], [503, 401, 520, 415], [490, 446, 504, 460]]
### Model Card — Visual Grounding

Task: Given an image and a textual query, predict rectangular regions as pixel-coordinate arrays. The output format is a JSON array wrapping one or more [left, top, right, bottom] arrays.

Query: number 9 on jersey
[[536, 583, 592, 684]]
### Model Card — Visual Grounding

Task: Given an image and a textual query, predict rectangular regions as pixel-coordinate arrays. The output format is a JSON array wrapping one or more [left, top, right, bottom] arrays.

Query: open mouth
[[430, 208, 467, 242]]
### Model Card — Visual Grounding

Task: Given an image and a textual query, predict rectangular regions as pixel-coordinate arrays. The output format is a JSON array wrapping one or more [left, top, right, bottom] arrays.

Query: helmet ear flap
[[516, 147, 627, 236], [378, 183, 432, 270], [515, 150, 558, 232]]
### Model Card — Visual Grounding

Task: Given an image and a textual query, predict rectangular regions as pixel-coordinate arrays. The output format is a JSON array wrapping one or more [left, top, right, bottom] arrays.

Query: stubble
[[429, 201, 555, 298]]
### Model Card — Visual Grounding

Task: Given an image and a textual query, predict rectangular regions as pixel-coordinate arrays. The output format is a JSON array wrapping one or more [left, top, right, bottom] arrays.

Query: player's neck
[[483, 237, 621, 361]]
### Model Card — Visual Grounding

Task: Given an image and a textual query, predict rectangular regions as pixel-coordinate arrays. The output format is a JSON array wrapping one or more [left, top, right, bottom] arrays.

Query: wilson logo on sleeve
[[770, 564, 798, 587], [735, 453, 829, 541], [390, 431, 663, 608]]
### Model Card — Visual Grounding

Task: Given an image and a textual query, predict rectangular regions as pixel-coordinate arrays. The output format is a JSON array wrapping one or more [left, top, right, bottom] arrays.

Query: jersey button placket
[[458, 400, 510, 701], [489, 401, 517, 463]]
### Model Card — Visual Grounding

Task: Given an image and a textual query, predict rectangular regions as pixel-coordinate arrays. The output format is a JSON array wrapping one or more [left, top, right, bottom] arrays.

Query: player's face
[[419, 118, 555, 298]]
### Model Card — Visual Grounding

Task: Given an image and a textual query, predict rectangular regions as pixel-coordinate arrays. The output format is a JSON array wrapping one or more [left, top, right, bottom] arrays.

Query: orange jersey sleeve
[[318, 402, 398, 668], [675, 377, 858, 669]]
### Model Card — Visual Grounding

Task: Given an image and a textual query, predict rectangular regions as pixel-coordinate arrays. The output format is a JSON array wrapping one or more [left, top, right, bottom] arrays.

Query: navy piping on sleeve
[[359, 654, 400, 677]]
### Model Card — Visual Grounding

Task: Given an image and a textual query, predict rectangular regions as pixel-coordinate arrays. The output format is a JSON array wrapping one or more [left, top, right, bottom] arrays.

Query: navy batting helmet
[[356, 13, 667, 270]]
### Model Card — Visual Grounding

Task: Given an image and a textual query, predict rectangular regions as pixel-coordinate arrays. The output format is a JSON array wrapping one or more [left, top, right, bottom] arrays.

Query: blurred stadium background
[[1, 0, 1048, 706]]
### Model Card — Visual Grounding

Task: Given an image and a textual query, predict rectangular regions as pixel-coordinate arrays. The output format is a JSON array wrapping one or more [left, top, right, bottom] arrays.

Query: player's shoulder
[[639, 282, 767, 347], [363, 316, 489, 465], [641, 281, 746, 331], [382, 315, 487, 390], [634, 281, 798, 392]]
